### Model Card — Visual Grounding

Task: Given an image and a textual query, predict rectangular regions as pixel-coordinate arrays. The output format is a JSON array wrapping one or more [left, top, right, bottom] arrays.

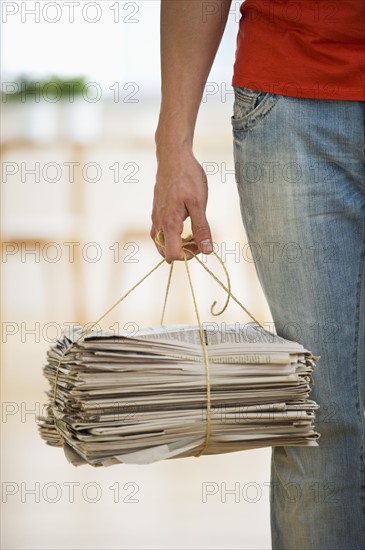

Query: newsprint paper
[[38, 323, 320, 466]]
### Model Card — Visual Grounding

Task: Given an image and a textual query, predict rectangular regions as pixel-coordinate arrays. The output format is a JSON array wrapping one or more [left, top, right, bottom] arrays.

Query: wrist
[[155, 110, 196, 151], [155, 129, 193, 158]]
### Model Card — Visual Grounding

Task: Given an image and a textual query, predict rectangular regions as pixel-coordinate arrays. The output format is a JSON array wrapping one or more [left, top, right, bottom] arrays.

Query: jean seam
[[353, 237, 365, 539]]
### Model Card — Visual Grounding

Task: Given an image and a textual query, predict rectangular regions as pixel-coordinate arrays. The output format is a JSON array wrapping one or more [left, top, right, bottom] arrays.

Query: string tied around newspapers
[[52, 232, 265, 458]]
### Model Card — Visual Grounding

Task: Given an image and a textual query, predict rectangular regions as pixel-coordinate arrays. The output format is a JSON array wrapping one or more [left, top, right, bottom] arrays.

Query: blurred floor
[[1, 98, 272, 550]]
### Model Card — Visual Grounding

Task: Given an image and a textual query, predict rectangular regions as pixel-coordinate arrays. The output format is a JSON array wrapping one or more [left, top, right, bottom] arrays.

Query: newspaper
[[37, 323, 320, 466]]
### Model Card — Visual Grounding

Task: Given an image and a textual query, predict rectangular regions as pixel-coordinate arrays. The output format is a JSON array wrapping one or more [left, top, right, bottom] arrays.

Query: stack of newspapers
[[38, 323, 320, 466]]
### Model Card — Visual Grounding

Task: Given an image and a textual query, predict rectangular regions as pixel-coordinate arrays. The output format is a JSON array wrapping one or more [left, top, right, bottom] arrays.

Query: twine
[[51, 232, 265, 458]]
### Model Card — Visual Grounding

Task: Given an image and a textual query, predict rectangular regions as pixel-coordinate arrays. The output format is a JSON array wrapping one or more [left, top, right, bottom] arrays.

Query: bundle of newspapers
[[37, 323, 320, 467]]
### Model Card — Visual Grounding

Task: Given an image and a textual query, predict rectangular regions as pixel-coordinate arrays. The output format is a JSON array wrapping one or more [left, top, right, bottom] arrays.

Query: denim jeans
[[231, 87, 365, 550]]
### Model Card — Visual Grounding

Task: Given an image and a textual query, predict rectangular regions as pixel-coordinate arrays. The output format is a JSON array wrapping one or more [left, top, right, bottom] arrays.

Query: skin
[[151, 0, 233, 263]]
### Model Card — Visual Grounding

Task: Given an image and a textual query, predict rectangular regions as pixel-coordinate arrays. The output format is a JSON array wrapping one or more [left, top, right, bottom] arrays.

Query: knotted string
[[156, 231, 264, 456], [51, 231, 265, 458], [157, 231, 231, 455], [182, 250, 211, 456]]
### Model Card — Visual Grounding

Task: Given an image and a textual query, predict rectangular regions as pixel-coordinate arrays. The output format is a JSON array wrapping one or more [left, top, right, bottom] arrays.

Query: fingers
[[151, 221, 185, 264], [189, 207, 213, 255], [151, 225, 203, 263], [151, 211, 213, 263], [151, 217, 214, 261], [150, 226, 165, 258], [163, 226, 185, 263]]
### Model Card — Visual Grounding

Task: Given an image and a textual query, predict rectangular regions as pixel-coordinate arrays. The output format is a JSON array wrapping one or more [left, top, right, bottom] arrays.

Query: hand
[[151, 147, 213, 263]]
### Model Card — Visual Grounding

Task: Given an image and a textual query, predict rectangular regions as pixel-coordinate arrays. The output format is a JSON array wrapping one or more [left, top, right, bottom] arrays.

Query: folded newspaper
[[37, 323, 320, 466]]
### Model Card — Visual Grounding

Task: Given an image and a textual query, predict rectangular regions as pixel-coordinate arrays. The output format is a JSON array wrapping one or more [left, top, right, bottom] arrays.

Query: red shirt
[[232, 0, 365, 100]]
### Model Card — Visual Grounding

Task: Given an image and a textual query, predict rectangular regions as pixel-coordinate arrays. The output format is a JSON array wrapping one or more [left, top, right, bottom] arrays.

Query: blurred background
[[1, 1, 273, 548]]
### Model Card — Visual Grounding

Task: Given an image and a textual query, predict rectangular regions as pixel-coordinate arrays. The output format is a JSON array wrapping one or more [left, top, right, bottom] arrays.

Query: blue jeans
[[231, 88, 365, 550]]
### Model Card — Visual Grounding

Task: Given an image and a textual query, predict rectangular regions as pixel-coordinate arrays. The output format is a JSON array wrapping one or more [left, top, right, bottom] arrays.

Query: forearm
[[152, 0, 231, 261], [156, 0, 232, 152]]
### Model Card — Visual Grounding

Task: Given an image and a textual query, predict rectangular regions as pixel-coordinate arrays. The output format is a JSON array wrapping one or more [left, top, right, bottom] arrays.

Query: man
[[150, 1, 365, 548]]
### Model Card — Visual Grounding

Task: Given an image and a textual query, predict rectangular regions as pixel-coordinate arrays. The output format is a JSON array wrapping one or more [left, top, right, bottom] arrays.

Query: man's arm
[[151, 0, 233, 263]]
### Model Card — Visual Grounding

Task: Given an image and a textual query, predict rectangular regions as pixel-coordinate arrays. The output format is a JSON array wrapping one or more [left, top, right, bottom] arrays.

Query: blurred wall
[[1, 2, 273, 549]]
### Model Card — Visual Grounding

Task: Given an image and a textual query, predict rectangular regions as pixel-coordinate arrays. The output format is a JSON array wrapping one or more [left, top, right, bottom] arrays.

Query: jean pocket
[[231, 86, 280, 131]]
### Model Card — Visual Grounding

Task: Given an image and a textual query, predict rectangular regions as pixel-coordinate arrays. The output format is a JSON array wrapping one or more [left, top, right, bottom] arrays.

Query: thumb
[[190, 210, 213, 255]]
